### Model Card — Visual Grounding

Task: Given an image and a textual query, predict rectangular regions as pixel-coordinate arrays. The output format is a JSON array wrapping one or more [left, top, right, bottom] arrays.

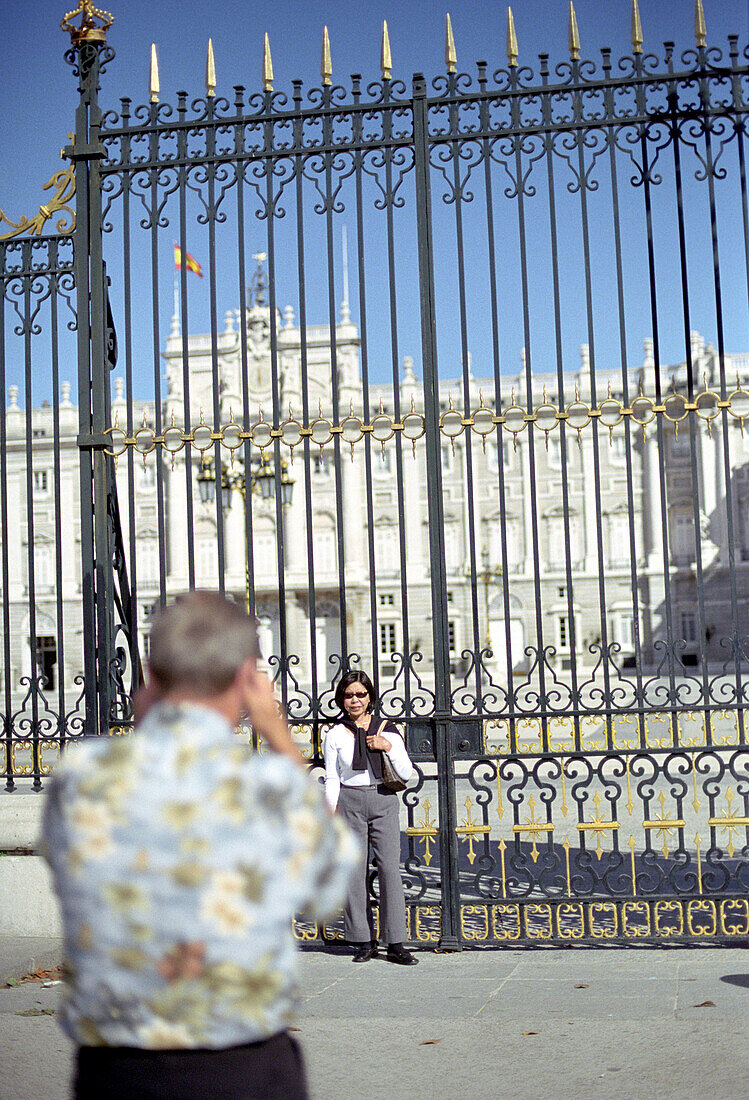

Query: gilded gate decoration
[[2, 2, 749, 948]]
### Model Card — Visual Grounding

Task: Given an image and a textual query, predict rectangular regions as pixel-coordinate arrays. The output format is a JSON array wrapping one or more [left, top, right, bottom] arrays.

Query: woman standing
[[323, 671, 417, 965]]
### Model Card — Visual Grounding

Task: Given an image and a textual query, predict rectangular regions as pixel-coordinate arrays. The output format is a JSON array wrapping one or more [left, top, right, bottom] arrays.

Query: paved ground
[[2, 940, 748, 1099]]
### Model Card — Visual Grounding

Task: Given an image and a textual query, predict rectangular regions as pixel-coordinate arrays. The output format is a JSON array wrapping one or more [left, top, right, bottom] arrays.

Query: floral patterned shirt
[[41, 702, 359, 1050]]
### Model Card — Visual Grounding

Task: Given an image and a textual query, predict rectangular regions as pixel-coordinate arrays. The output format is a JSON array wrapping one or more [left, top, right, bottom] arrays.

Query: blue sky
[[1, 1, 748, 402]]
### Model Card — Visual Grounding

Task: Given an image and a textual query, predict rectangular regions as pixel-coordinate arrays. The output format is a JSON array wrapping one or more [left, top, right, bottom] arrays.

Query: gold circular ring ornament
[[663, 393, 688, 422], [251, 420, 272, 449], [370, 413, 394, 443], [440, 409, 464, 438], [104, 425, 128, 456], [192, 424, 214, 451], [341, 415, 365, 444], [566, 400, 592, 431], [694, 391, 720, 420], [502, 404, 527, 434], [534, 402, 559, 433], [402, 412, 426, 440], [310, 418, 333, 447], [471, 407, 495, 436], [630, 395, 655, 425], [134, 426, 156, 454], [598, 398, 624, 428], [728, 388, 749, 421], [281, 419, 303, 448], [221, 422, 243, 451], [162, 425, 185, 453]]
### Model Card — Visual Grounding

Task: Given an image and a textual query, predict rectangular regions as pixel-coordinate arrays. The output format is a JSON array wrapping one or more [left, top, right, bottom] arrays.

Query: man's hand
[[243, 667, 304, 765], [133, 678, 163, 726]]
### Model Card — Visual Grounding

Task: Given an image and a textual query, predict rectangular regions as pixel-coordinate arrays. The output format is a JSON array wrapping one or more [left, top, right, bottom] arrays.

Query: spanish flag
[[174, 244, 203, 278]]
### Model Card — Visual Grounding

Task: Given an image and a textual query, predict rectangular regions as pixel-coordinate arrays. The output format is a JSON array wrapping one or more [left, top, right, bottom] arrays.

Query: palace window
[[680, 611, 698, 643], [35, 635, 57, 690], [379, 621, 397, 658], [312, 452, 330, 477]]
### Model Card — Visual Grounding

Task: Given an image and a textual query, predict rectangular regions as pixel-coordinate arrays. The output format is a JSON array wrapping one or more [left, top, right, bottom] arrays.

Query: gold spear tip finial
[[61, 1, 114, 44], [321, 25, 332, 85], [206, 37, 216, 97], [149, 44, 160, 104], [631, 0, 643, 54], [445, 12, 457, 74], [568, 1, 581, 61], [695, 0, 707, 47], [506, 6, 518, 67], [262, 32, 273, 92], [381, 20, 392, 80]]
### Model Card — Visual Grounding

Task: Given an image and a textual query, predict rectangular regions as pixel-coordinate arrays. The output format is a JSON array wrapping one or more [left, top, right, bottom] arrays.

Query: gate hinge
[[65, 143, 106, 162], [77, 432, 111, 450]]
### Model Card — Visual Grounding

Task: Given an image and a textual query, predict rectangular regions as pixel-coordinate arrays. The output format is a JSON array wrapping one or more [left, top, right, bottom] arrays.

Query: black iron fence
[[1, 3, 749, 946]]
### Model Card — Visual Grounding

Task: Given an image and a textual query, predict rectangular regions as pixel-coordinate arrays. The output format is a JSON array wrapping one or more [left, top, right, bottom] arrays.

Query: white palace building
[[3, 282, 749, 705]]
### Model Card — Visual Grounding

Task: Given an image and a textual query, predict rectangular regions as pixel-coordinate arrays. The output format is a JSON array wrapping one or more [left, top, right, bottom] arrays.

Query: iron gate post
[[69, 28, 113, 736], [412, 72, 462, 950]]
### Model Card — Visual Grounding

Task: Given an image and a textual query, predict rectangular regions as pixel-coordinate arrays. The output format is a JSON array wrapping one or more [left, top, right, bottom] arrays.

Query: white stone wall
[[2, 309, 748, 713]]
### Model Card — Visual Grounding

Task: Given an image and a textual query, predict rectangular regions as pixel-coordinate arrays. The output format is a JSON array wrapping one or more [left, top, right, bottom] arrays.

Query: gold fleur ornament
[[0, 164, 76, 242]]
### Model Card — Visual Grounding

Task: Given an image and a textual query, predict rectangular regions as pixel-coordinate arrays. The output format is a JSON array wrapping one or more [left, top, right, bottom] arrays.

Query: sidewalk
[[2, 940, 748, 1099]]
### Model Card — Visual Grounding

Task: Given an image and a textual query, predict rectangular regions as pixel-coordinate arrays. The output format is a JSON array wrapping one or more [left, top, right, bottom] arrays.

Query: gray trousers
[[336, 785, 408, 944]]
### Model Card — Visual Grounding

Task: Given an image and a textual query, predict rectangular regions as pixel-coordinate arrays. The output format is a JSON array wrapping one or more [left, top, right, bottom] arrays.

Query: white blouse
[[323, 720, 413, 810]]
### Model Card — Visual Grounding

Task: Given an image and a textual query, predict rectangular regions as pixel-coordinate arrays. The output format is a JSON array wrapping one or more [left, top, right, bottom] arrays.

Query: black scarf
[[343, 716, 385, 782]]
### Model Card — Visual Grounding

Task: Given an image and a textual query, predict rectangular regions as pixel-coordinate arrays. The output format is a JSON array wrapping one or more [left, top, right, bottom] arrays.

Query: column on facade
[[520, 435, 534, 578], [400, 359, 423, 574], [639, 338, 665, 571], [341, 447, 364, 583], [223, 484, 247, 588], [574, 345, 597, 574], [165, 452, 190, 585], [700, 420, 720, 565]]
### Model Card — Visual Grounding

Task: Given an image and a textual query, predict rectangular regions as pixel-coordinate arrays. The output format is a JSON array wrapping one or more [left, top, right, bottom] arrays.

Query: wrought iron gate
[[3, 2, 749, 947]]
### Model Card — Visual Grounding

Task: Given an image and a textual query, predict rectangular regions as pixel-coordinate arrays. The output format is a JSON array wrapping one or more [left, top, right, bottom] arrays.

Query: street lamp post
[[476, 545, 503, 650], [196, 453, 293, 610]]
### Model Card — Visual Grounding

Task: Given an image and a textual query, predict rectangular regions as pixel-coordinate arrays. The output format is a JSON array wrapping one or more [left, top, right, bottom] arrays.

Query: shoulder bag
[[377, 720, 408, 792]]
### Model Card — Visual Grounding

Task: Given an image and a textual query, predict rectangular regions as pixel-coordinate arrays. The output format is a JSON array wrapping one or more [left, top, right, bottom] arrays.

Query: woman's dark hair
[[334, 670, 377, 715]]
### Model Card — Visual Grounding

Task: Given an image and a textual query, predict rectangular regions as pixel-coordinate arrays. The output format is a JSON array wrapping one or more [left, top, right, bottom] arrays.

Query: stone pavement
[[2, 939, 748, 1100]]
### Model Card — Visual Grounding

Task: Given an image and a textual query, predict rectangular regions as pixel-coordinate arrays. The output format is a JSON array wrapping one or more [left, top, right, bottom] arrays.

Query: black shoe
[[386, 943, 418, 965], [352, 943, 378, 963]]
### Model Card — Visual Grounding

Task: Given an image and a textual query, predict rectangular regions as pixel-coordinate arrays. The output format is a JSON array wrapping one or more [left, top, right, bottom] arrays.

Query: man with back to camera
[[42, 590, 359, 1100]]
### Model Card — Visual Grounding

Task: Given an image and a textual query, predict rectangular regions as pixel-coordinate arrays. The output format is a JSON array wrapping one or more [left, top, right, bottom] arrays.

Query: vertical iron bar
[[321, 84, 349, 665], [72, 40, 102, 736], [382, 79, 413, 712], [350, 75, 380, 700], [698, 49, 746, 744], [446, 72, 483, 714], [603, 47, 645, 742], [178, 90, 196, 593], [148, 100, 168, 609], [510, 63, 548, 751], [571, 55, 615, 751], [0, 245, 12, 787], [48, 240, 68, 752], [22, 241, 41, 787], [540, 53, 582, 751], [412, 71, 461, 949], [638, 45, 678, 747], [477, 60, 516, 749], [669, 63, 711, 730], [291, 80, 320, 717]]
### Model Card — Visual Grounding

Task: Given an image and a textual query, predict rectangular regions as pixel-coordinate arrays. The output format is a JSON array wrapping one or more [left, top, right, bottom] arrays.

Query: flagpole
[[172, 242, 179, 335], [341, 224, 350, 322]]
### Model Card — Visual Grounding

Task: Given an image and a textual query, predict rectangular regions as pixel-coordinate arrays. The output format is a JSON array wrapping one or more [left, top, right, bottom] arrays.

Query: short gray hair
[[148, 590, 260, 694]]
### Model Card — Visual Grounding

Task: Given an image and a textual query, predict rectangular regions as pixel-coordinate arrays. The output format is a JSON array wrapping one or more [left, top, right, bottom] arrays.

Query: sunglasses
[[344, 691, 369, 699]]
